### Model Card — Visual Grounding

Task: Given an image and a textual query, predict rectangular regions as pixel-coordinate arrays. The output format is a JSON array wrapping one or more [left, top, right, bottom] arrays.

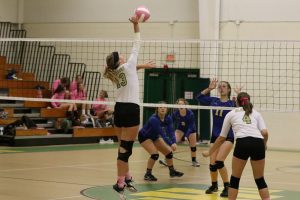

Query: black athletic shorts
[[138, 133, 159, 144], [114, 102, 140, 127], [233, 137, 265, 161]]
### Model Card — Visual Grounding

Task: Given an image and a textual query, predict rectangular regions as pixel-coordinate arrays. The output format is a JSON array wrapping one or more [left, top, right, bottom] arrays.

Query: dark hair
[[237, 92, 253, 116], [219, 81, 231, 99], [106, 51, 119, 70], [54, 84, 65, 94], [176, 98, 188, 105], [100, 90, 108, 98], [60, 77, 70, 90]]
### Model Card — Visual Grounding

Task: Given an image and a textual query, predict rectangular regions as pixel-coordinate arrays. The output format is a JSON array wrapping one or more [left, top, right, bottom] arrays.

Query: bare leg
[[216, 141, 233, 183], [140, 139, 159, 170], [250, 159, 270, 199], [229, 156, 247, 200]]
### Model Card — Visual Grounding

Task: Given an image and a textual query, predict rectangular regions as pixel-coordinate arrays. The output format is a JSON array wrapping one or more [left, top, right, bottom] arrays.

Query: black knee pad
[[209, 164, 218, 172], [190, 146, 197, 152], [150, 154, 159, 161], [215, 160, 225, 169], [165, 152, 173, 159], [255, 177, 268, 190], [117, 140, 134, 162], [230, 175, 240, 189]]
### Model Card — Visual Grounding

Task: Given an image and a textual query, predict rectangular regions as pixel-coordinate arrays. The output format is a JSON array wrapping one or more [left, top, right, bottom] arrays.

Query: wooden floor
[[0, 144, 299, 200]]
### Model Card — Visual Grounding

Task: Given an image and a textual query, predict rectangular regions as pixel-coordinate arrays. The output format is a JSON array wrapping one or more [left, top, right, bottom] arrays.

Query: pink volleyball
[[134, 6, 150, 22]]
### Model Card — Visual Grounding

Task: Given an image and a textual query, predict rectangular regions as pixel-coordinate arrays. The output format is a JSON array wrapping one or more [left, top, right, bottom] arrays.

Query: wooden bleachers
[[73, 127, 120, 138], [3, 108, 14, 117], [0, 64, 22, 72], [9, 88, 51, 98], [24, 101, 50, 108], [0, 56, 116, 146], [0, 70, 35, 81], [0, 118, 17, 125], [0, 80, 49, 89], [16, 129, 48, 136], [0, 56, 6, 65], [40, 108, 67, 118]]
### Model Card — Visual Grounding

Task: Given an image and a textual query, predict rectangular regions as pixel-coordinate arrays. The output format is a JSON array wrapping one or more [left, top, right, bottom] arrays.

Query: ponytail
[[103, 67, 118, 85], [237, 92, 253, 116]]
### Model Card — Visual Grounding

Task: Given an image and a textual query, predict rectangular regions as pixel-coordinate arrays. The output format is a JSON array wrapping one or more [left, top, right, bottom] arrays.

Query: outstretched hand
[[129, 15, 139, 24], [208, 78, 218, 90], [143, 60, 156, 69], [234, 85, 243, 95]]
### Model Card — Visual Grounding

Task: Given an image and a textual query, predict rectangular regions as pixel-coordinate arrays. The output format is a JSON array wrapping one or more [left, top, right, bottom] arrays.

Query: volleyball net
[[0, 38, 300, 112]]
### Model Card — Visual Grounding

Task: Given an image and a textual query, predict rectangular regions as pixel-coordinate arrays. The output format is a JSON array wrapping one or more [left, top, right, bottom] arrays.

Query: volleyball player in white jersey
[[203, 92, 270, 200], [104, 16, 155, 198]]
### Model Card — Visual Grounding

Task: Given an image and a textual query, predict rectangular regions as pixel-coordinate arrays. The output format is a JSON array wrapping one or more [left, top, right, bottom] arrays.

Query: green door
[[143, 68, 211, 141]]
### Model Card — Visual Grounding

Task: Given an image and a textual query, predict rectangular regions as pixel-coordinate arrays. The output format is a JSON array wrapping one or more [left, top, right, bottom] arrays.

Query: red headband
[[239, 97, 249, 106]]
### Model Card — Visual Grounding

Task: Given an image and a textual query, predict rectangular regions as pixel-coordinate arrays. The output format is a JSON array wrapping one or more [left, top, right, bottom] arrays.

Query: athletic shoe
[[205, 185, 218, 194], [192, 160, 200, 167], [125, 178, 138, 192], [144, 173, 158, 181], [220, 186, 228, 197], [169, 169, 184, 178], [113, 183, 126, 200]]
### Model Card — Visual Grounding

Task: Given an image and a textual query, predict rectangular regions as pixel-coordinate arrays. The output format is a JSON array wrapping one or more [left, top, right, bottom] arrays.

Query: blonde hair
[[104, 67, 118, 85]]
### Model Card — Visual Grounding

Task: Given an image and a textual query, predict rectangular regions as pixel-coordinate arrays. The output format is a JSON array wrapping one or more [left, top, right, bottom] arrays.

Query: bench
[[40, 108, 67, 118], [16, 129, 48, 136], [9, 89, 51, 98], [0, 80, 49, 89], [73, 127, 120, 138], [24, 101, 50, 108]]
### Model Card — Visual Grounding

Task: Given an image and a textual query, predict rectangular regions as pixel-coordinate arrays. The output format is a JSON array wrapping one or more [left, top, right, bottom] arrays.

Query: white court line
[[47, 195, 82, 200], [0, 160, 145, 172]]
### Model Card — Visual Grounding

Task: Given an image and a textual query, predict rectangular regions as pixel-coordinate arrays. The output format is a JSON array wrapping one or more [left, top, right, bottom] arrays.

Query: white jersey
[[115, 33, 141, 104], [220, 107, 266, 139]]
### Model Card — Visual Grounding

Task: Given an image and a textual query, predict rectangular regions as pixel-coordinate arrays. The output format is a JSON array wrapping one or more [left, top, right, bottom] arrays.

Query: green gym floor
[[0, 143, 299, 200]]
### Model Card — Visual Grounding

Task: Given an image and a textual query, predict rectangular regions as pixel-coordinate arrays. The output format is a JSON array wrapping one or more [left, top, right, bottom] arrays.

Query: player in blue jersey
[[172, 98, 200, 167], [196, 78, 240, 197], [138, 102, 184, 181]]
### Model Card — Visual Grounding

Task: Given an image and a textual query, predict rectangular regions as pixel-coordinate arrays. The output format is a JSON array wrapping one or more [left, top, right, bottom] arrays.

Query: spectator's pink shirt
[[72, 89, 87, 100], [51, 92, 65, 108], [92, 98, 108, 113], [52, 79, 61, 93], [70, 81, 77, 93]]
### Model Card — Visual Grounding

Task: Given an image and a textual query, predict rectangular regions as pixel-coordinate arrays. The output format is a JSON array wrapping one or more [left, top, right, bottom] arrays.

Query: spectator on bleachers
[[52, 77, 70, 93], [92, 90, 113, 127], [72, 82, 91, 116], [51, 85, 76, 111], [70, 75, 83, 93]]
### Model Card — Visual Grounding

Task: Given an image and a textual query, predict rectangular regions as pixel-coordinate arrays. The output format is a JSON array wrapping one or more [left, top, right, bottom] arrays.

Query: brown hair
[[100, 90, 108, 98], [176, 98, 188, 105], [103, 67, 118, 85], [237, 92, 253, 116]]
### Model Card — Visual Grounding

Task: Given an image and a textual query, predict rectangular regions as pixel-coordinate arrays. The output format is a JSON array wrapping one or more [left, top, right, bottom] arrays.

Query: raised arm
[[201, 78, 218, 95], [127, 16, 141, 69], [137, 60, 156, 70]]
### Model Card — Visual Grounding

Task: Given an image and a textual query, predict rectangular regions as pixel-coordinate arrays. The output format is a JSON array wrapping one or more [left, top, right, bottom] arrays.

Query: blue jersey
[[196, 93, 235, 139], [139, 114, 176, 146], [172, 109, 196, 137]]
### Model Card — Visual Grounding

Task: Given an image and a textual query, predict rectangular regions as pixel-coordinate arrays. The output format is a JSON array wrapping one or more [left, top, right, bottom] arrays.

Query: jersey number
[[117, 73, 127, 88], [215, 110, 223, 117]]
